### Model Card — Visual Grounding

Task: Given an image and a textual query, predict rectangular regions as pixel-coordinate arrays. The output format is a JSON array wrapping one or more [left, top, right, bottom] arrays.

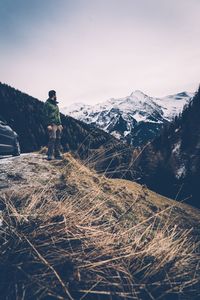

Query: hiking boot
[[55, 154, 63, 160], [47, 155, 54, 161]]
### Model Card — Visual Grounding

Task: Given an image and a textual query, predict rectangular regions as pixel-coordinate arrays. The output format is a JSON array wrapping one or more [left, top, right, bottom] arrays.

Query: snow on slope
[[155, 92, 194, 120], [61, 90, 193, 146]]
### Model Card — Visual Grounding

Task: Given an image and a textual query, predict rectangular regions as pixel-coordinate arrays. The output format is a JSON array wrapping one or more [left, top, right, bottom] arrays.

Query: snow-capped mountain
[[61, 90, 193, 147], [131, 87, 200, 208]]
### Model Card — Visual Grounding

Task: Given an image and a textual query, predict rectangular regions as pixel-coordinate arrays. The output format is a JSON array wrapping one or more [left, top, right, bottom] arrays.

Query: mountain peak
[[61, 90, 193, 147], [130, 90, 149, 100], [164, 91, 193, 100]]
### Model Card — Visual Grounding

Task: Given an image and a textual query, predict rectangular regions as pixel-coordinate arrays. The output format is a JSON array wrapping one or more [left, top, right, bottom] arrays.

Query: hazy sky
[[0, 0, 200, 107]]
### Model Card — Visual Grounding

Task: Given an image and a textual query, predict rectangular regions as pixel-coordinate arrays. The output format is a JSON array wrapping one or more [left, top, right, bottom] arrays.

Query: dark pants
[[47, 124, 63, 158]]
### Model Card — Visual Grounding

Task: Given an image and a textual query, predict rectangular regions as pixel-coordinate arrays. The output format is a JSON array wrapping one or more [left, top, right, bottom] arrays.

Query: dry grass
[[0, 153, 199, 299]]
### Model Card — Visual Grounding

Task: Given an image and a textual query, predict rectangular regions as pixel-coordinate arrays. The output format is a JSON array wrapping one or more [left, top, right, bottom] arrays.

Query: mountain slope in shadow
[[133, 87, 200, 208]]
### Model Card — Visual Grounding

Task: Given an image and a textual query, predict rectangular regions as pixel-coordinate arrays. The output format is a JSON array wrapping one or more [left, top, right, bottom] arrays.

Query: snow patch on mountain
[[61, 90, 193, 146]]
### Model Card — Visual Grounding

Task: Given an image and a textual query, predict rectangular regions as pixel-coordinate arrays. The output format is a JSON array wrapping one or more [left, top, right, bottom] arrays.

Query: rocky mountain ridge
[[62, 90, 193, 146]]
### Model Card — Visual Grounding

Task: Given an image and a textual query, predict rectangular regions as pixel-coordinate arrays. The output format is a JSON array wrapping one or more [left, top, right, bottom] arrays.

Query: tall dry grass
[[0, 153, 199, 299]]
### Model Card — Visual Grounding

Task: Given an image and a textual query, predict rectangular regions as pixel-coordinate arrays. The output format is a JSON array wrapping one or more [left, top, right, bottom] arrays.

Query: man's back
[[44, 98, 61, 126]]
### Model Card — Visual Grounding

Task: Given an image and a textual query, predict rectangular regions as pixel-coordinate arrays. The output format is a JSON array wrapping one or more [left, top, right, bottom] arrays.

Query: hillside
[[61, 90, 193, 147], [0, 82, 137, 181], [0, 153, 199, 299], [0, 82, 132, 160], [1, 82, 200, 209], [132, 87, 200, 208]]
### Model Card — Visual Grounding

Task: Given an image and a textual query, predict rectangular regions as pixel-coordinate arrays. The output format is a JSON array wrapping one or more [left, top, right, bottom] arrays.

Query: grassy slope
[[0, 153, 199, 299]]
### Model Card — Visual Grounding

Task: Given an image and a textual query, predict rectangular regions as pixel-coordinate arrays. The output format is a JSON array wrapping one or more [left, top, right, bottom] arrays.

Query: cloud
[[0, 0, 200, 105]]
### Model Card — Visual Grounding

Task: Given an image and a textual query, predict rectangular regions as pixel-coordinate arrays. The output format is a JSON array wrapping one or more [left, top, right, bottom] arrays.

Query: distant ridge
[[61, 90, 193, 147]]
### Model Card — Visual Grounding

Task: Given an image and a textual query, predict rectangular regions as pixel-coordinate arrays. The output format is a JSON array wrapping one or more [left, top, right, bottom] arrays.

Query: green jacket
[[44, 98, 62, 126]]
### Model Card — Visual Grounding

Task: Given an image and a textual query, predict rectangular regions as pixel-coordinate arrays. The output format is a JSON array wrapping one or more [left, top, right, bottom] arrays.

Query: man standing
[[44, 90, 63, 160]]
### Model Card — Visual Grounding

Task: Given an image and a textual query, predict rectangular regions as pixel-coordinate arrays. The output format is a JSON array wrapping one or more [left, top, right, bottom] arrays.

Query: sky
[[0, 0, 200, 107]]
